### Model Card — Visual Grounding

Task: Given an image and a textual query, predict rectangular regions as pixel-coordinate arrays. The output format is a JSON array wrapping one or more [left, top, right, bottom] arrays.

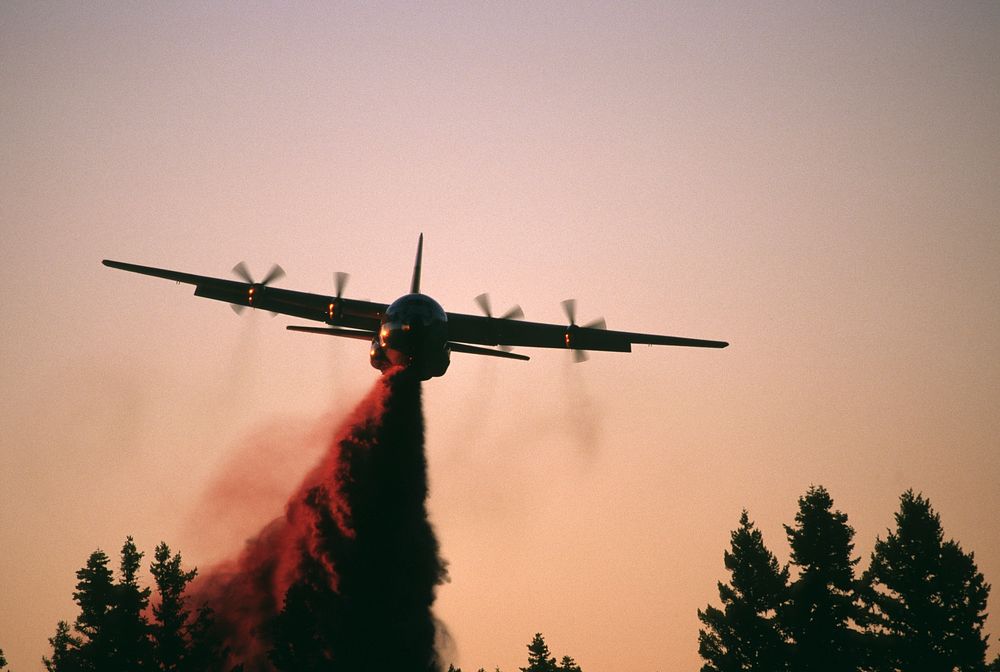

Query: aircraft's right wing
[[445, 311, 728, 354]]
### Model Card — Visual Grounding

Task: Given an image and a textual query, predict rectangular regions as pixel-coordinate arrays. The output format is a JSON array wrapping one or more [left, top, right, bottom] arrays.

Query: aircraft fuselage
[[370, 293, 450, 379]]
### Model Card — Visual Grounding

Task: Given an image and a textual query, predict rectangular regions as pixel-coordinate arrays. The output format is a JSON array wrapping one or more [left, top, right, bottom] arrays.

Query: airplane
[[103, 235, 728, 380]]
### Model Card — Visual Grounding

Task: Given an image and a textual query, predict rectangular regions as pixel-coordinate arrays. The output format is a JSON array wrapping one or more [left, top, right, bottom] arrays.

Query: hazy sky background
[[2, 2, 999, 670]]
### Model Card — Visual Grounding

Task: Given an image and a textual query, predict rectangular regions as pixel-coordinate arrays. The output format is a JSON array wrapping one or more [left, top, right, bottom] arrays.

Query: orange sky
[[2, 3, 999, 670]]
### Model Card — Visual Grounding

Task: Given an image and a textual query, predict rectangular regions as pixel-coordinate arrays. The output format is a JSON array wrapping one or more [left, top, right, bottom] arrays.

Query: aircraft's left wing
[[102, 260, 387, 331], [445, 311, 728, 353]]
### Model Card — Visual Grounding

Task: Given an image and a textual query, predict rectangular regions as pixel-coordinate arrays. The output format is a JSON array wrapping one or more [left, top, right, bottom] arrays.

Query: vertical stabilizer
[[410, 233, 423, 294]]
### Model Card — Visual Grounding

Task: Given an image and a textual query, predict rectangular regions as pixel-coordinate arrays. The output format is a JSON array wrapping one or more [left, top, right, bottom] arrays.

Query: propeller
[[230, 262, 285, 315], [474, 293, 524, 320], [232, 262, 285, 286], [475, 293, 524, 352], [334, 271, 350, 299], [560, 299, 606, 362], [325, 271, 352, 321]]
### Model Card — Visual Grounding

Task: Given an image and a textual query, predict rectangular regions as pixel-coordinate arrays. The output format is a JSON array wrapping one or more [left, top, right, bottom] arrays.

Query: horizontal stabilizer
[[449, 342, 530, 361], [287, 325, 376, 341]]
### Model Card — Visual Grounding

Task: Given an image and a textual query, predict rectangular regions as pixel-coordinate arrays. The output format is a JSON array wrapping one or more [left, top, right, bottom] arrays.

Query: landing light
[[564, 332, 571, 347]]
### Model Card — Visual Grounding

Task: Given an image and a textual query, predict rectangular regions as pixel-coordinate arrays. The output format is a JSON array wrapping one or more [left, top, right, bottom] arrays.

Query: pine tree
[[149, 541, 226, 671], [43, 621, 83, 672], [72, 548, 116, 670], [558, 654, 582, 672], [182, 604, 226, 672], [0, 646, 7, 669], [783, 486, 862, 672], [698, 510, 790, 672], [46, 539, 224, 672], [520, 633, 557, 672], [109, 537, 154, 670], [269, 554, 340, 671], [150, 542, 198, 671], [860, 490, 991, 672]]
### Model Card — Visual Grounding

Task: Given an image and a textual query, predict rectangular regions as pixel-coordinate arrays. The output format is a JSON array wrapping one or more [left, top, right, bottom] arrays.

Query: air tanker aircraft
[[103, 235, 727, 380]]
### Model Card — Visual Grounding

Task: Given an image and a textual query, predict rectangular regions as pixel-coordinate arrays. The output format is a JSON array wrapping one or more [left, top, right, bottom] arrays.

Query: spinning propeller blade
[[561, 299, 605, 362], [231, 261, 285, 316]]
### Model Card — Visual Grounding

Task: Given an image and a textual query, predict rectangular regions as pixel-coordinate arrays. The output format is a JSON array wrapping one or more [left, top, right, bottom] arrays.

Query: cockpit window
[[385, 294, 447, 327]]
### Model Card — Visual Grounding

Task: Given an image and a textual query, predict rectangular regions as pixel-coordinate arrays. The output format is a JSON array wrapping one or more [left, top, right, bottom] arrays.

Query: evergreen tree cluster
[[43, 537, 226, 672], [446, 632, 583, 672], [43, 540, 586, 672], [699, 487, 996, 672], [518, 633, 582, 672], [19, 488, 996, 671]]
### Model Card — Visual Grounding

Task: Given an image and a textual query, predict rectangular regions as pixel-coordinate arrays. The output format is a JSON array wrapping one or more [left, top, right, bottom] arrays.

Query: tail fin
[[410, 233, 423, 294]]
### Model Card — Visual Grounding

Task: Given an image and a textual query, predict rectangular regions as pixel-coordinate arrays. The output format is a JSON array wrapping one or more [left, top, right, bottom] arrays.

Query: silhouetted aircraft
[[103, 235, 727, 380]]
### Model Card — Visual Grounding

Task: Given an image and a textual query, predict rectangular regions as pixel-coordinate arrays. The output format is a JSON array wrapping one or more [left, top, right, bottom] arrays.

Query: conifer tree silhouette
[[71, 548, 116, 670], [43, 621, 82, 672], [698, 510, 790, 671], [783, 486, 862, 672], [558, 654, 582, 672], [151, 542, 196, 670], [150, 542, 226, 672], [48, 539, 155, 671], [110, 537, 154, 670], [520, 633, 557, 672], [44, 539, 225, 672], [860, 490, 991, 671]]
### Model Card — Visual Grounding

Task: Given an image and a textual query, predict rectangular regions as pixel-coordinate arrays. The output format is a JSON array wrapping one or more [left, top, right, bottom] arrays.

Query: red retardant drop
[[190, 368, 447, 672]]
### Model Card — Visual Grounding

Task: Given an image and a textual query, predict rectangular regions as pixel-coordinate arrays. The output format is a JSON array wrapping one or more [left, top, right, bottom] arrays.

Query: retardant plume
[[191, 368, 447, 671]]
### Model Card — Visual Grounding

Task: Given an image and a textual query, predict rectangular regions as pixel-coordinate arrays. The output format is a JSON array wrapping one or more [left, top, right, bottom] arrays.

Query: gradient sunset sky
[[2, 2, 999, 670]]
